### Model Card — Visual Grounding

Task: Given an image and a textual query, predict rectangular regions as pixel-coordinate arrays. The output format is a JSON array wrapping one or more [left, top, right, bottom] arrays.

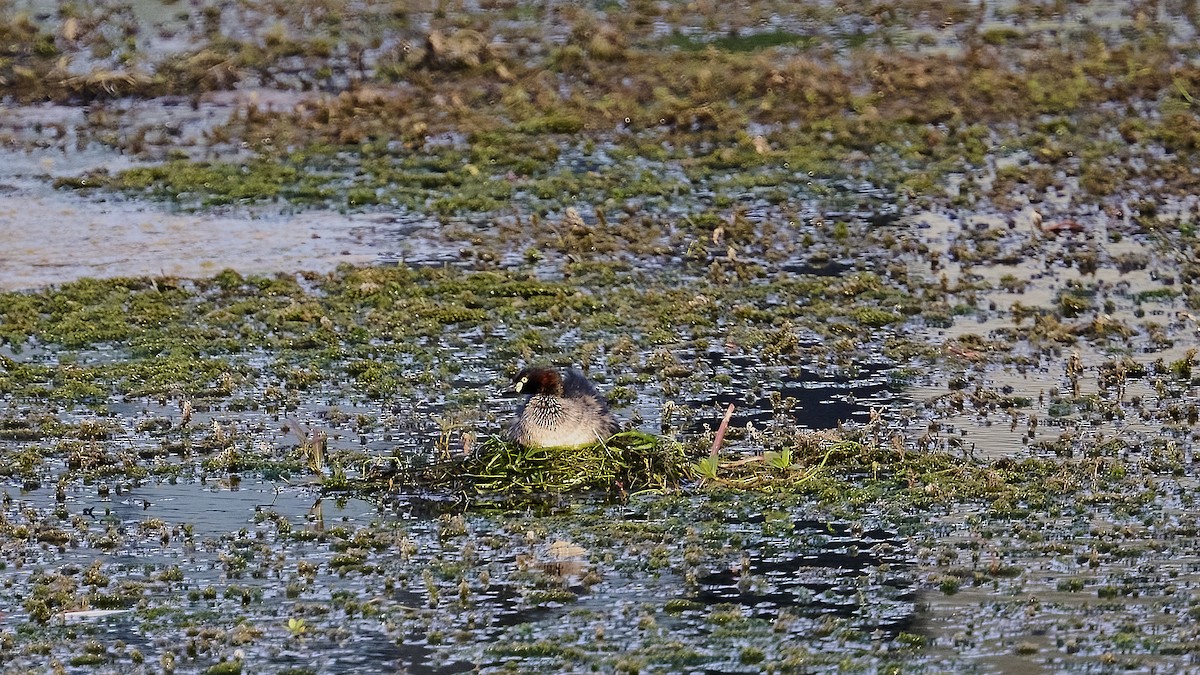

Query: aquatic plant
[[350, 431, 688, 497]]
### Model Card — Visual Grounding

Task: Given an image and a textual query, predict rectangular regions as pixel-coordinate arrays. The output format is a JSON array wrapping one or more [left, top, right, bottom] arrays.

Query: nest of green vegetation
[[462, 431, 689, 494], [353, 431, 690, 498]]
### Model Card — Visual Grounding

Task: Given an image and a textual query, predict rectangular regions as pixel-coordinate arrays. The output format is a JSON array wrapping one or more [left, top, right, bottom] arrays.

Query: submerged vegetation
[[0, 230, 1193, 670], [3, 0, 1200, 672], [0, 0, 1197, 217]]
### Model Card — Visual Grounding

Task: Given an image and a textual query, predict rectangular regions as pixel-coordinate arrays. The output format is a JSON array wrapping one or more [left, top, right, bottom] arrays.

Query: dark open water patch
[[693, 519, 915, 632], [689, 360, 901, 432]]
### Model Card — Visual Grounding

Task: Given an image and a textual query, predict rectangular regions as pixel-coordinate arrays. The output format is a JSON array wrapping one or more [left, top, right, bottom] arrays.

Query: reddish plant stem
[[709, 403, 735, 458]]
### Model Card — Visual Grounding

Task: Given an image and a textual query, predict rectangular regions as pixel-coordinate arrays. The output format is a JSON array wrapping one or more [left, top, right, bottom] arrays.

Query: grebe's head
[[510, 366, 563, 396]]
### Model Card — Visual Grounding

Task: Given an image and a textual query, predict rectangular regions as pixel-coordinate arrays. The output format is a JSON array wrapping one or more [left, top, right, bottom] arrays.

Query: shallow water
[[4, 0, 1200, 673], [0, 188, 389, 289], [1, 470, 923, 672], [3, 186, 1197, 673]]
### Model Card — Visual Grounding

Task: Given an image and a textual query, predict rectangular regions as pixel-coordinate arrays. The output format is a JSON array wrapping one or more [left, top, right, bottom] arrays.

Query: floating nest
[[353, 431, 690, 498]]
